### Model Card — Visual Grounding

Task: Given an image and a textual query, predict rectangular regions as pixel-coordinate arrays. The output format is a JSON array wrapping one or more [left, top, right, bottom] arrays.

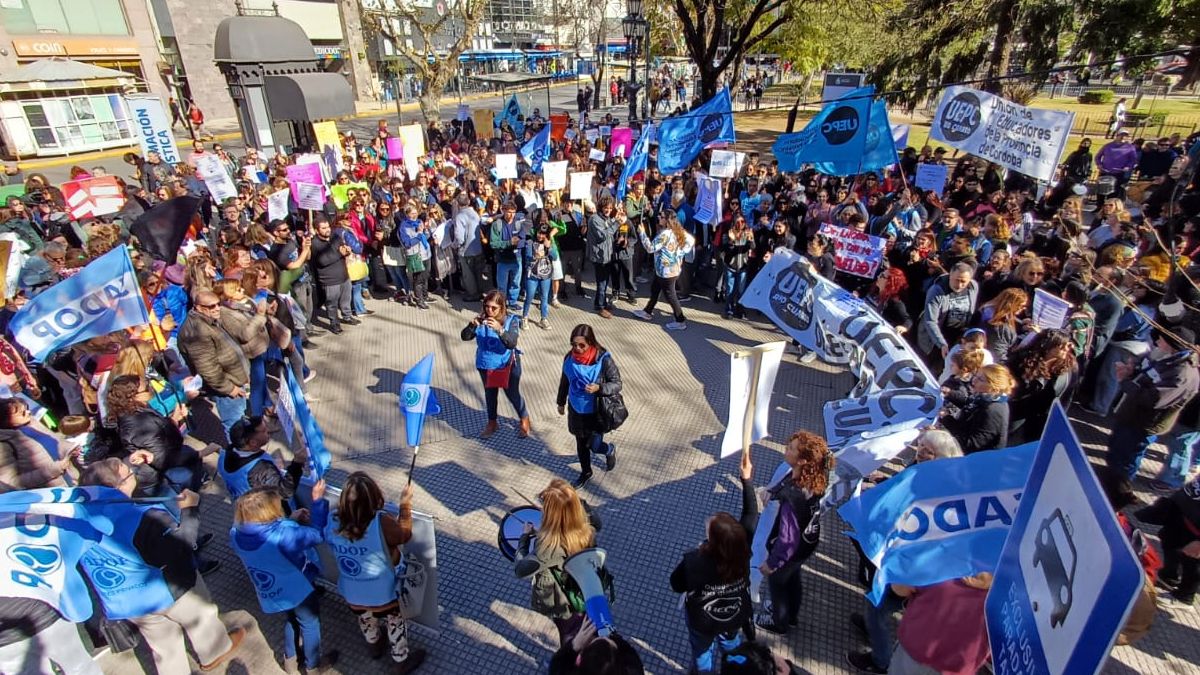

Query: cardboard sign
[[817, 223, 886, 278], [544, 161, 568, 191], [495, 154, 518, 180], [709, 150, 737, 178], [914, 163, 949, 196], [330, 182, 369, 209], [570, 172, 593, 201], [474, 109, 494, 139]]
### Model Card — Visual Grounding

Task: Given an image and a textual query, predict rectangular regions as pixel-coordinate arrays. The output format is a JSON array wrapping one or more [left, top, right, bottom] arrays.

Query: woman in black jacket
[[670, 450, 758, 672], [864, 266, 912, 334], [556, 324, 622, 488], [941, 364, 1015, 454], [1005, 330, 1076, 445]]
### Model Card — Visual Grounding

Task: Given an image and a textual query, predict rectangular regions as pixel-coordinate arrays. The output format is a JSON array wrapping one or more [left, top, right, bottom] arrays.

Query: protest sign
[[610, 127, 633, 158], [599, 125, 612, 137], [397, 123, 425, 180], [495, 154, 518, 180], [286, 160, 325, 204], [550, 114, 569, 141], [930, 86, 1074, 181], [740, 251, 942, 506], [570, 172, 593, 201], [203, 172, 237, 204], [267, 189, 290, 221], [1032, 288, 1071, 330], [295, 183, 325, 210], [588, 148, 606, 162], [126, 96, 181, 164], [709, 150, 737, 178], [193, 154, 225, 181], [474, 109, 494, 139], [721, 342, 785, 458], [565, 128, 578, 141], [330, 182, 369, 209], [585, 128, 599, 143], [457, 103, 470, 121], [693, 173, 723, 226], [313, 120, 342, 177], [914, 163, 949, 196], [822, 72, 866, 103], [817, 223, 886, 278], [386, 137, 403, 163], [543, 161, 568, 190], [61, 176, 125, 219]]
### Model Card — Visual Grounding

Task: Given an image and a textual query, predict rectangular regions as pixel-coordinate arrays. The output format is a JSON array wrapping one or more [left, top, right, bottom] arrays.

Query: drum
[[498, 506, 542, 561]]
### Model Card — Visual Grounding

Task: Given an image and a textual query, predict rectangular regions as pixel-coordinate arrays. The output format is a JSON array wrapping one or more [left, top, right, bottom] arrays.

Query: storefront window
[[3, 0, 130, 36], [19, 94, 134, 151]]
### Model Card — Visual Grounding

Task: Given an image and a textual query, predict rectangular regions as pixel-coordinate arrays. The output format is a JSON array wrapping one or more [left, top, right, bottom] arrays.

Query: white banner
[[126, 96, 181, 165], [543, 161, 568, 191], [740, 251, 942, 505], [721, 342, 785, 458], [569, 172, 593, 201], [295, 182, 325, 210], [495, 154, 518, 180], [929, 86, 1074, 182], [203, 172, 237, 204], [267, 189, 290, 222], [693, 173, 723, 226], [709, 150, 737, 178]]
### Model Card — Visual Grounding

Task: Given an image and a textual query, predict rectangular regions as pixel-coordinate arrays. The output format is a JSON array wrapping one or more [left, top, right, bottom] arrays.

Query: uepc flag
[[772, 86, 874, 173], [500, 94, 525, 138], [10, 246, 149, 361], [839, 443, 1036, 604], [617, 124, 653, 200], [520, 124, 551, 174], [401, 353, 441, 447], [657, 88, 735, 175], [812, 97, 898, 176], [126, 96, 182, 164]]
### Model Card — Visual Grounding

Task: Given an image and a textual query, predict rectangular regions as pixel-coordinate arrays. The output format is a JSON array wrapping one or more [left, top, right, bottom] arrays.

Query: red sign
[[61, 176, 125, 220], [818, 223, 886, 278]]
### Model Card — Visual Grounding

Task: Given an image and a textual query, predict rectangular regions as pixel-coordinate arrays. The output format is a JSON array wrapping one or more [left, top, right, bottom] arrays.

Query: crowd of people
[[0, 83, 1198, 675]]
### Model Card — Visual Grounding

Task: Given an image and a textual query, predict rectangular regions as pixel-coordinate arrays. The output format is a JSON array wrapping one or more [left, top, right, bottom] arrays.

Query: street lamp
[[622, 0, 646, 122]]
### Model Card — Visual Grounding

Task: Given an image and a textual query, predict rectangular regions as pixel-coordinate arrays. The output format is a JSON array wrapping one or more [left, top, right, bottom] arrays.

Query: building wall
[[160, 0, 239, 121]]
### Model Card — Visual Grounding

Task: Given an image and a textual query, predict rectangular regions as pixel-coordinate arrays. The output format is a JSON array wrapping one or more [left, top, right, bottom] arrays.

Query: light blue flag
[[282, 367, 331, 478], [499, 94, 525, 138], [400, 352, 441, 448], [10, 246, 148, 362], [657, 88, 735, 175], [812, 98, 899, 176], [520, 124, 551, 174], [839, 443, 1036, 604], [617, 124, 653, 200], [772, 86, 875, 174]]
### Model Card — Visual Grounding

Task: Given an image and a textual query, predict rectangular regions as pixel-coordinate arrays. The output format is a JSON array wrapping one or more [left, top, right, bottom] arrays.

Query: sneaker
[[195, 533, 215, 550], [417, 302, 430, 311], [304, 394, 320, 403], [1157, 576, 1180, 592], [605, 443, 617, 471], [538, 318, 550, 330], [551, 298, 561, 308], [282, 655, 300, 674], [754, 612, 788, 635], [723, 310, 734, 319], [632, 309, 653, 321], [598, 308, 613, 319], [520, 317, 529, 330], [343, 317, 362, 326], [1160, 592, 1196, 611], [394, 648, 428, 674], [572, 471, 593, 488], [330, 326, 344, 334], [677, 294, 692, 302], [846, 650, 887, 674], [361, 308, 376, 316], [304, 371, 317, 384], [622, 294, 637, 304], [665, 321, 687, 331], [197, 559, 221, 575], [800, 351, 818, 364], [786, 343, 803, 355], [311, 650, 340, 674], [1148, 479, 1177, 494]]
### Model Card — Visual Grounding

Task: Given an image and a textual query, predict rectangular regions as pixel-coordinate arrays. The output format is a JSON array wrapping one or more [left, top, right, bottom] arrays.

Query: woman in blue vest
[[460, 289, 531, 439], [326, 472, 427, 673], [556, 324, 623, 488], [231, 479, 338, 673]]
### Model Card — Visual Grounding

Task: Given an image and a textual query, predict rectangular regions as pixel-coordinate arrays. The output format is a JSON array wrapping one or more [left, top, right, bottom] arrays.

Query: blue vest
[[563, 353, 606, 414], [79, 503, 177, 620], [475, 314, 517, 370], [219, 450, 275, 500], [325, 512, 402, 607], [230, 522, 316, 613]]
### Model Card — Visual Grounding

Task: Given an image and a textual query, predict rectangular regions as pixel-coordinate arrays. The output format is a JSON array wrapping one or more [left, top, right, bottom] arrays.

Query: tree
[[666, 0, 798, 100], [359, 0, 488, 123]]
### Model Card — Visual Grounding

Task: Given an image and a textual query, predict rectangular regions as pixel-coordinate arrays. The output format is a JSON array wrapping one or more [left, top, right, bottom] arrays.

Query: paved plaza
[[97, 286, 1200, 674]]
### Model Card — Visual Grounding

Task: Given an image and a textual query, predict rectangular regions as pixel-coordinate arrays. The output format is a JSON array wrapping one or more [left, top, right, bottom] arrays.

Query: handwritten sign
[[817, 223, 886, 278], [544, 161, 568, 191], [495, 154, 518, 180], [295, 182, 325, 210], [914, 163, 949, 196], [268, 189, 290, 222], [588, 148, 606, 162], [570, 172, 594, 201], [709, 150, 737, 178]]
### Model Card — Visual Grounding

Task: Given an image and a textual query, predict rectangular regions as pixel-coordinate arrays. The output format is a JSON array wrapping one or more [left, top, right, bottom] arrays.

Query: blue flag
[[657, 88, 735, 175], [281, 367, 331, 478], [520, 124, 552, 174], [839, 443, 1036, 604], [617, 124, 653, 200], [811, 97, 899, 176], [772, 86, 878, 174], [499, 94, 525, 138], [10, 246, 149, 362], [400, 352, 440, 448]]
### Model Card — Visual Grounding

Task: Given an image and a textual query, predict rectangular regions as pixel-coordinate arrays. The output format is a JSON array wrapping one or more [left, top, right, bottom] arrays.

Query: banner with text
[[126, 96, 181, 165], [818, 223, 885, 278]]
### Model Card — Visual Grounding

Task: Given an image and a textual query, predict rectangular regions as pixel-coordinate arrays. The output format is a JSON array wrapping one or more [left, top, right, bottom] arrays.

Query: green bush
[[1078, 90, 1115, 104], [1125, 109, 1168, 127]]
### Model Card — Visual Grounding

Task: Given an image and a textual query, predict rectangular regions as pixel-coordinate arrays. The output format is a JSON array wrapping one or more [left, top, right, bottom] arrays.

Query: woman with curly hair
[[755, 430, 833, 634], [978, 287, 1028, 363], [1005, 329, 1077, 445], [864, 266, 911, 334]]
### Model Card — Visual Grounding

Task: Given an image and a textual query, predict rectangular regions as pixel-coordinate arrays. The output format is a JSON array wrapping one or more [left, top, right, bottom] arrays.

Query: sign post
[[985, 402, 1143, 675]]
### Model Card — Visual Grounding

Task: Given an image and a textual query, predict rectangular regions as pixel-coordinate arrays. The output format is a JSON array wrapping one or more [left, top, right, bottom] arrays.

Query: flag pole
[[407, 445, 419, 486]]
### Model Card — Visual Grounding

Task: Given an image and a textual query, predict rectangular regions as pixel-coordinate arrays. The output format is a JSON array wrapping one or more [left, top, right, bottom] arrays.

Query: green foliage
[[1125, 109, 1168, 126], [1078, 89, 1115, 104]]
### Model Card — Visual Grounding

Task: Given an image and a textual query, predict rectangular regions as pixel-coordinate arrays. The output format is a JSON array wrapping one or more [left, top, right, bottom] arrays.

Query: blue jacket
[[231, 498, 329, 583], [151, 284, 189, 339]]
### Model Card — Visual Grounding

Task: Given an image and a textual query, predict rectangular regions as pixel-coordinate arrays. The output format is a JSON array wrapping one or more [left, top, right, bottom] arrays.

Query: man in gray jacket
[[454, 193, 485, 302], [917, 262, 978, 366], [586, 196, 618, 319]]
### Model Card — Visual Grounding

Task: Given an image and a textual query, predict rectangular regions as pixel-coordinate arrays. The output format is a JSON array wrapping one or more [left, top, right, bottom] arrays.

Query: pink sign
[[285, 162, 325, 201], [386, 137, 404, 163], [610, 127, 633, 158]]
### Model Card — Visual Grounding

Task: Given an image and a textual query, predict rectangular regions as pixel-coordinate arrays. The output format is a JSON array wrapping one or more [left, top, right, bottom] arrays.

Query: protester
[[587, 198, 619, 319], [462, 289, 530, 438], [633, 210, 693, 330], [941, 363, 1015, 454], [557, 324, 623, 488], [178, 289, 251, 441], [219, 414, 306, 502]]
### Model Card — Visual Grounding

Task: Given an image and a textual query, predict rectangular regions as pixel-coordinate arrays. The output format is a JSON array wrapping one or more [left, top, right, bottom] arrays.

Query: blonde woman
[[978, 287, 1028, 363], [941, 364, 1015, 454], [514, 479, 602, 646], [633, 210, 694, 330]]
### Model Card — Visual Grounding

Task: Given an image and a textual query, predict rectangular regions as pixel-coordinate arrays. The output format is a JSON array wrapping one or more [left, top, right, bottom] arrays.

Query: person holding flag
[[520, 124, 552, 175]]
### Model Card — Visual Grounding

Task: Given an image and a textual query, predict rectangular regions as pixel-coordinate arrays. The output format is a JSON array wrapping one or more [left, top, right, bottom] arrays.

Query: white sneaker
[[303, 371, 317, 383], [635, 276, 651, 284], [800, 351, 818, 364], [520, 317, 529, 330], [665, 321, 687, 331], [632, 309, 653, 321]]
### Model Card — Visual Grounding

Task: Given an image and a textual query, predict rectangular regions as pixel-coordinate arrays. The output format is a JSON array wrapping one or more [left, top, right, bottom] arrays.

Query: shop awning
[[525, 50, 561, 58], [264, 73, 354, 122], [0, 57, 134, 93], [459, 50, 525, 62], [468, 72, 555, 86]]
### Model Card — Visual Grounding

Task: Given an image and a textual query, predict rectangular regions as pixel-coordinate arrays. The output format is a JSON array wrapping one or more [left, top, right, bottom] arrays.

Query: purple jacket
[[765, 481, 822, 569], [1096, 141, 1138, 174]]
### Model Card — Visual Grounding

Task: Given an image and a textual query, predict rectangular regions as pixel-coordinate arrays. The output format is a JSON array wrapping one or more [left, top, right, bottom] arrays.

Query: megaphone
[[563, 547, 614, 637]]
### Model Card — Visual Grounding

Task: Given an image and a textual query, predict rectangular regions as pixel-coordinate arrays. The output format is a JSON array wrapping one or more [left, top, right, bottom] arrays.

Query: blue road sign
[[985, 402, 1143, 675]]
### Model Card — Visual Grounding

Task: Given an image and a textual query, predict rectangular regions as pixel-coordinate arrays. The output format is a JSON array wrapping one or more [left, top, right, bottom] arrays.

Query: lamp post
[[621, 0, 646, 122]]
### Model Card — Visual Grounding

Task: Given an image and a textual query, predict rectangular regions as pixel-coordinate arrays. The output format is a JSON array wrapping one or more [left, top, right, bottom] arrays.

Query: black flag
[[785, 98, 800, 133], [129, 196, 200, 263]]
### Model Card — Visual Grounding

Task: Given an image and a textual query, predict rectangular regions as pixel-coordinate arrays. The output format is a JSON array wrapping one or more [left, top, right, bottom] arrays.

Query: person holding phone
[[461, 289, 530, 439]]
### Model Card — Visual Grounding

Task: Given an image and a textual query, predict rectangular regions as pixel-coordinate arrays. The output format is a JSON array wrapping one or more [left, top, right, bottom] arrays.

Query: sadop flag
[[617, 124, 653, 200], [281, 367, 331, 478], [839, 443, 1036, 604], [500, 94, 525, 138], [130, 195, 200, 262], [772, 86, 875, 173], [10, 247, 149, 362], [520, 124, 552, 174], [657, 88, 736, 175], [401, 353, 441, 447]]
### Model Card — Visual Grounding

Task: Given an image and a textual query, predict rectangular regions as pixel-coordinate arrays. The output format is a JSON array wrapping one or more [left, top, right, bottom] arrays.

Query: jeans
[[645, 275, 685, 322], [461, 254, 485, 299], [249, 353, 267, 417], [496, 257, 522, 308], [724, 267, 747, 314], [282, 591, 323, 666], [351, 279, 367, 314], [575, 427, 608, 476], [767, 559, 805, 625], [1106, 425, 1157, 481], [593, 260, 613, 309], [322, 280, 352, 328], [1162, 545, 1200, 603], [212, 392, 247, 443], [1156, 430, 1200, 489], [479, 356, 527, 420], [385, 264, 411, 295], [612, 255, 635, 297], [410, 268, 429, 304], [1090, 345, 1138, 414], [864, 591, 904, 669], [889, 643, 940, 675], [523, 278, 551, 319]]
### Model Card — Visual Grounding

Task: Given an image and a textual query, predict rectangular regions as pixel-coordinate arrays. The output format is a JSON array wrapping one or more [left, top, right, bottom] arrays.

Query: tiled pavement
[[98, 284, 1200, 674]]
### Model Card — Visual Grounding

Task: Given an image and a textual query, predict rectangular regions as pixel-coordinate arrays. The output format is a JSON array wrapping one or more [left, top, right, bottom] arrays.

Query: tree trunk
[[1180, 45, 1200, 90], [699, 62, 719, 102], [419, 74, 448, 124], [985, 0, 1020, 92]]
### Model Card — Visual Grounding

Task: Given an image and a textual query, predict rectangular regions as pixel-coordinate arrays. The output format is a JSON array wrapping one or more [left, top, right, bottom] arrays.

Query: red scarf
[[572, 346, 599, 365]]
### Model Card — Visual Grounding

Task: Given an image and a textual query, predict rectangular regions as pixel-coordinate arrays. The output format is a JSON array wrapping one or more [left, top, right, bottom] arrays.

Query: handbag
[[347, 254, 370, 281], [596, 390, 628, 433], [485, 353, 514, 389], [550, 564, 616, 615], [406, 253, 426, 273]]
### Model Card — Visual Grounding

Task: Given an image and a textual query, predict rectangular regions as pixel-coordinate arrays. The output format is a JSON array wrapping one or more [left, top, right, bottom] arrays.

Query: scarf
[[572, 346, 599, 365]]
